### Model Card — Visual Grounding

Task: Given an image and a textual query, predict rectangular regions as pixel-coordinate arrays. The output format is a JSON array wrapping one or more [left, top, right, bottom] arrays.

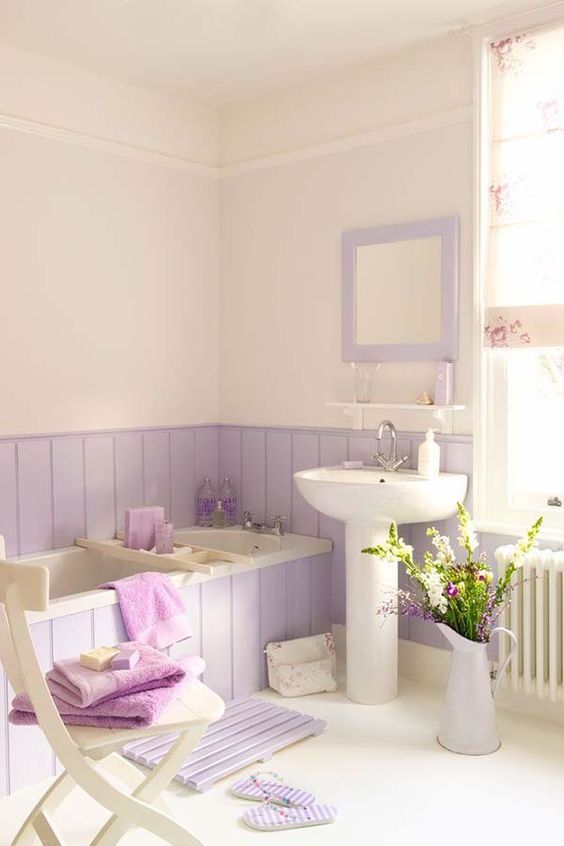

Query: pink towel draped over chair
[[98, 571, 193, 649]]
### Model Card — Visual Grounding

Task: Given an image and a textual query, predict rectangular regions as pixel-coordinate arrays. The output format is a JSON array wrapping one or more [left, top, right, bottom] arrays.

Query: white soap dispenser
[[418, 429, 440, 479]]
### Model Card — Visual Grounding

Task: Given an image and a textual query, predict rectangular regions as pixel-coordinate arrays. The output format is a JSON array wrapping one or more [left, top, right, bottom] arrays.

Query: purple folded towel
[[9, 655, 205, 730], [98, 572, 193, 650], [46, 642, 186, 708]]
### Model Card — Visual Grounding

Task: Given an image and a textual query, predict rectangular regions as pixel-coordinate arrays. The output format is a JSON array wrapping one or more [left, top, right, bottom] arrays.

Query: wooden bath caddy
[[74, 537, 236, 575], [121, 696, 326, 792]]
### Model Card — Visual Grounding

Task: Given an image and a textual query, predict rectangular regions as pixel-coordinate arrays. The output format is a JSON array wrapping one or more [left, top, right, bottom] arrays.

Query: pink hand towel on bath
[[10, 656, 205, 729], [98, 572, 192, 649], [46, 642, 197, 708]]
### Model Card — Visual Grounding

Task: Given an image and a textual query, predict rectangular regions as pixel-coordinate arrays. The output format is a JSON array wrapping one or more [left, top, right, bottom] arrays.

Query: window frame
[[473, 27, 564, 542]]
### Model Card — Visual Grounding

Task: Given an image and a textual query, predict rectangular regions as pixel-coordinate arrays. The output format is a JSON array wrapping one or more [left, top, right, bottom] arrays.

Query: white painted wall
[[0, 45, 219, 435], [219, 35, 474, 433]]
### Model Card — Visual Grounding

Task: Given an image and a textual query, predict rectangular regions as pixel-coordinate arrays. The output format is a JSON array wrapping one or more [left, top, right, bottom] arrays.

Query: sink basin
[[293, 465, 468, 706], [294, 467, 467, 524]]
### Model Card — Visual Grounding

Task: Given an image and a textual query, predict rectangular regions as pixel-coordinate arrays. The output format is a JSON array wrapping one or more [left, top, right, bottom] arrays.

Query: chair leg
[[90, 724, 207, 846], [97, 753, 170, 813], [11, 771, 74, 846]]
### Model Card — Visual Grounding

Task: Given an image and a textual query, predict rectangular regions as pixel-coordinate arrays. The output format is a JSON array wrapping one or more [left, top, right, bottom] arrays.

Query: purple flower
[[446, 582, 459, 597]]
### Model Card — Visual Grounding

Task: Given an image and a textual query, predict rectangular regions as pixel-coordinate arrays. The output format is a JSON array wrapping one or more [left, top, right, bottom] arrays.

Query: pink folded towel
[[46, 642, 187, 708], [98, 572, 192, 649], [9, 655, 206, 730]]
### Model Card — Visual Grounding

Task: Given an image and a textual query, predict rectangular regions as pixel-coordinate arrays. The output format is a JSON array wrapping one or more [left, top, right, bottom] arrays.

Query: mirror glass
[[342, 216, 459, 362], [355, 237, 442, 345]]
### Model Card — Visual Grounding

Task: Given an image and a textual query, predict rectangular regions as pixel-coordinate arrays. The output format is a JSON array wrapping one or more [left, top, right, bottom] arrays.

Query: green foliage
[[362, 504, 543, 642]]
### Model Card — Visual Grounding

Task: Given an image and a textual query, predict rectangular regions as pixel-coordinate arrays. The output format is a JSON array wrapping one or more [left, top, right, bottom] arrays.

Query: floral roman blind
[[485, 26, 564, 349]]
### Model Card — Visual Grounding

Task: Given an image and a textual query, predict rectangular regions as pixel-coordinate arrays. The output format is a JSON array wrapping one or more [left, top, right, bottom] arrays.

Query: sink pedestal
[[346, 521, 397, 705]]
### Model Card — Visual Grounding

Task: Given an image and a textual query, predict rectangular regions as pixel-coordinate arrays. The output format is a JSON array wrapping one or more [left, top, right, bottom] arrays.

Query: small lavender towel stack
[[9, 644, 205, 729]]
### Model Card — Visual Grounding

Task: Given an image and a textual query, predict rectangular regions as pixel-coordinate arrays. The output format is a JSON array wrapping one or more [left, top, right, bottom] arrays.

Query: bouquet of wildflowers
[[362, 504, 543, 642]]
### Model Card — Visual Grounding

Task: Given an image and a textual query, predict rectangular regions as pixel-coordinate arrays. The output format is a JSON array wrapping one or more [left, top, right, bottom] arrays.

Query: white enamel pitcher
[[437, 623, 518, 755]]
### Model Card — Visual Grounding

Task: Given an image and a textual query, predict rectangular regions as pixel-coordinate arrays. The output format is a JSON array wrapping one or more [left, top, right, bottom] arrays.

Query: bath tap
[[371, 419, 409, 472], [242, 511, 286, 536]]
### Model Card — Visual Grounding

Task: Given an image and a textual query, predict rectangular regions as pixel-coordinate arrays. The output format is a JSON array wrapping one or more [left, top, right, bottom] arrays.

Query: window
[[478, 24, 564, 536]]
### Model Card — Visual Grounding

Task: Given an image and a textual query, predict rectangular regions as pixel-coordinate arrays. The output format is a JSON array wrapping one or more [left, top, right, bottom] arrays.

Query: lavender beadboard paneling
[[265, 431, 292, 529], [194, 427, 219, 489], [319, 435, 347, 624], [170, 429, 196, 528], [291, 433, 319, 536], [143, 430, 171, 516], [241, 430, 266, 522], [84, 435, 116, 540], [219, 428, 242, 504], [17, 439, 53, 554], [0, 442, 18, 556], [114, 432, 144, 532], [52, 437, 85, 548], [310, 553, 333, 635]]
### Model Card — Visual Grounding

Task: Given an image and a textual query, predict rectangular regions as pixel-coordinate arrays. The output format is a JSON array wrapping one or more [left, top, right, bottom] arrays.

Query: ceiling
[[0, 0, 554, 104]]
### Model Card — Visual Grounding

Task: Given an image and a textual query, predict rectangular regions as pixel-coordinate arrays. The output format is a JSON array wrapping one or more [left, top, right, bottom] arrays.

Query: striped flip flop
[[242, 801, 338, 831], [230, 771, 316, 807]]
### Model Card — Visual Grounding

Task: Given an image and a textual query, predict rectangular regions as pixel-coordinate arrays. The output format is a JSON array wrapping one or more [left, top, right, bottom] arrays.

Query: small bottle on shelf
[[219, 476, 238, 526], [212, 499, 226, 528], [197, 478, 217, 527]]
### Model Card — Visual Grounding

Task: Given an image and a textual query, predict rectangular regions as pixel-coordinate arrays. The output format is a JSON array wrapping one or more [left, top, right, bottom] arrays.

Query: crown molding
[[0, 111, 219, 178], [220, 106, 473, 177], [0, 106, 473, 179], [461, 1, 564, 40]]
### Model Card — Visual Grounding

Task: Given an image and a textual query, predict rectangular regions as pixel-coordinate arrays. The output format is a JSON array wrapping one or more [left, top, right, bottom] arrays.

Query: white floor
[[2, 680, 564, 845]]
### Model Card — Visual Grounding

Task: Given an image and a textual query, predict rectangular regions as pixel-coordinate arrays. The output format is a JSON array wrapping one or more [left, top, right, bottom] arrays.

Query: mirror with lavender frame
[[342, 216, 459, 362]]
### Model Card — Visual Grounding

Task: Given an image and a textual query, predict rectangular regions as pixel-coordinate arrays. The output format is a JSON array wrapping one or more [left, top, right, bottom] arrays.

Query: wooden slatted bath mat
[[121, 696, 326, 792]]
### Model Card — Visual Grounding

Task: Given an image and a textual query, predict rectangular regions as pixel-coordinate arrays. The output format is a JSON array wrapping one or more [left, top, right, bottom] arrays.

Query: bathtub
[[1, 528, 333, 795]]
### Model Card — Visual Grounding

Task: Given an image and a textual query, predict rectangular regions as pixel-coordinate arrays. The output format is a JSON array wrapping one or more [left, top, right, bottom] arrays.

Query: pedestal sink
[[293, 466, 467, 705]]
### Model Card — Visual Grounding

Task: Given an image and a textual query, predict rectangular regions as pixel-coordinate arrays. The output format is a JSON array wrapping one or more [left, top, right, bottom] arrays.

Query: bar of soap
[[80, 647, 120, 672], [111, 649, 140, 671], [342, 460, 364, 470], [124, 506, 165, 551]]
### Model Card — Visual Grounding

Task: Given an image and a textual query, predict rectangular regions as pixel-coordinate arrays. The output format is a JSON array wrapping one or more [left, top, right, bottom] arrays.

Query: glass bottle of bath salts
[[219, 477, 238, 526], [197, 478, 217, 527]]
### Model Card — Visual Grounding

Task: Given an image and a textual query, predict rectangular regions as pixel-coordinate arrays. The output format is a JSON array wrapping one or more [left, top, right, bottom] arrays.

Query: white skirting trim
[[333, 624, 564, 726]]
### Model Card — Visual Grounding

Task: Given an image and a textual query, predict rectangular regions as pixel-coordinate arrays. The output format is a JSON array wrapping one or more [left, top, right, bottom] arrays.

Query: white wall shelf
[[326, 402, 466, 433]]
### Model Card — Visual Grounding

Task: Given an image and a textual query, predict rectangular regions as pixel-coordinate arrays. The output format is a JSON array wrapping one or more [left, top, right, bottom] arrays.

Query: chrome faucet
[[371, 419, 409, 472], [242, 511, 286, 536]]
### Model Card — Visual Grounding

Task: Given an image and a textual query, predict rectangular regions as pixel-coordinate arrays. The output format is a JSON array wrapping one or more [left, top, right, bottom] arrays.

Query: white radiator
[[496, 546, 564, 702]]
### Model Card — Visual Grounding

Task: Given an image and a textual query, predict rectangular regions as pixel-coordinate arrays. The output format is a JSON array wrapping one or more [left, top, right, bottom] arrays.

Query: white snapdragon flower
[[458, 523, 478, 553], [420, 568, 446, 612]]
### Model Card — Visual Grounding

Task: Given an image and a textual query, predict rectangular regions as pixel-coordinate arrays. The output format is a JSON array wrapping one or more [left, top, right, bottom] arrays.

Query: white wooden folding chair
[[0, 548, 225, 846]]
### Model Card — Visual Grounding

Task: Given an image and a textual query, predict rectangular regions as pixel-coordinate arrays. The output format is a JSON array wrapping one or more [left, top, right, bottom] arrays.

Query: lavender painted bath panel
[[144, 431, 171, 516], [168, 584, 202, 662], [93, 603, 127, 646], [232, 570, 261, 698], [286, 558, 312, 640], [17, 439, 53, 554], [84, 435, 116, 540], [52, 611, 93, 661], [291, 433, 319, 536], [170, 429, 195, 528], [259, 563, 288, 688], [0, 442, 18, 556], [8, 621, 54, 792], [194, 427, 219, 489], [310, 554, 333, 635], [201, 578, 233, 701], [52, 438, 85, 548], [241, 430, 266, 522], [114, 432, 144, 532], [265, 431, 292, 529]]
